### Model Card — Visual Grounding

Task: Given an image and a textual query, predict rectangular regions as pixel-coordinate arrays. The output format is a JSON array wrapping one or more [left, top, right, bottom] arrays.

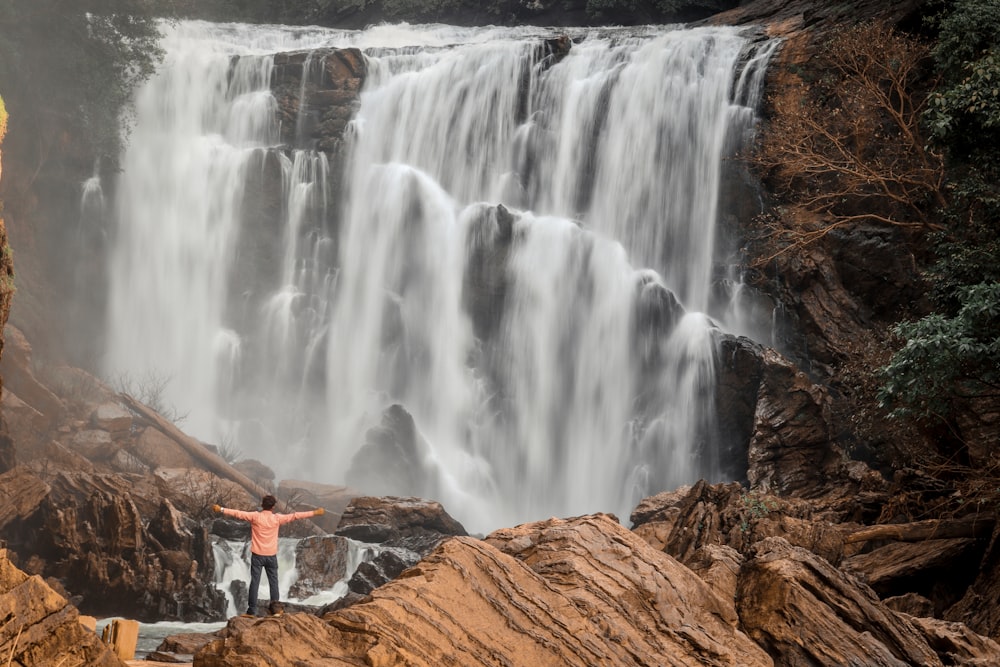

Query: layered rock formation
[[0, 548, 126, 666], [193, 513, 1000, 666]]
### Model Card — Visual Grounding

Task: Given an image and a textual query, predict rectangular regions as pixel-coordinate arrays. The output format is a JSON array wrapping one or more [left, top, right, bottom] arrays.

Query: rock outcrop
[[195, 512, 1000, 666], [0, 549, 126, 666], [198, 514, 774, 666]]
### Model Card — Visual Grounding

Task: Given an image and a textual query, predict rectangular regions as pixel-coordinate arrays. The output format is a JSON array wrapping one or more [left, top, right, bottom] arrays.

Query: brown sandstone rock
[[909, 616, 1000, 666], [843, 538, 983, 612], [0, 324, 64, 421], [945, 521, 1000, 642], [737, 536, 945, 666], [629, 480, 858, 567], [199, 514, 772, 666], [0, 549, 126, 666], [134, 427, 199, 469]]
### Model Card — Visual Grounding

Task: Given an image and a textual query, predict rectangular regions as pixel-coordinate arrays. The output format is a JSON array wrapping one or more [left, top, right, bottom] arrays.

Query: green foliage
[[924, 0, 1000, 162], [927, 176, 1000, 309], [0, 0, 166, 159], [928, 0, 1000, 79], [879, 283, 1000, 421], [925, 50, 1000, 159], [878, 0, 1000, 434]]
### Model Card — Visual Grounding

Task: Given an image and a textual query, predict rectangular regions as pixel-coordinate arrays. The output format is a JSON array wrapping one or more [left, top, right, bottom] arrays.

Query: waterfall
[[105, 21, 776, 534]]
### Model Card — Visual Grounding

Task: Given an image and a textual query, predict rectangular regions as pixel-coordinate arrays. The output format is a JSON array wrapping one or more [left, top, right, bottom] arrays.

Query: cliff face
[[0, 96, 16, 474]]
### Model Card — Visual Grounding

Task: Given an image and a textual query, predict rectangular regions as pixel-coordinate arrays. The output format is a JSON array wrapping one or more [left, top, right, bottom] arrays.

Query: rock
[[270, 47, 366, 152], [344, 405, 441, 499], [909, 616, 1000, 666], [90, 402, 132, 436], [885, 592, 935, 618], [737, 537, 944, 666], [198, 514, 772, 666], [335, 495, 467, 545], [154, 630, 221, 655], [233, 458, 274, 484], [2, 387, 48, 453], [69, 428, 118, 460], [346, 546, 420, 596], [0, 548, 127, 666], [0, 324, 65, 421], [629, 480, 853, 566], [276, 478, 356, 531], [687, 544, 744, 612], [133, 427, 198, 470], [749, 348, 842, 498], [0, 467, 225, 622], [843, 538, 983, 613], [287, 535, 351, 599], [945, 521, 1000, 642]]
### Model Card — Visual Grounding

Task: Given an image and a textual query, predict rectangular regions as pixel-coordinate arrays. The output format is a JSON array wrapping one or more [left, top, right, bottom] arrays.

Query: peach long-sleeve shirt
[[221, 508, 316, 556]]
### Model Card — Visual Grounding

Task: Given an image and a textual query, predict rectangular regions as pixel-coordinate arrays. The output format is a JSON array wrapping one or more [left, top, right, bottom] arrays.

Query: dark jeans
[[247, 552, 279, 615]]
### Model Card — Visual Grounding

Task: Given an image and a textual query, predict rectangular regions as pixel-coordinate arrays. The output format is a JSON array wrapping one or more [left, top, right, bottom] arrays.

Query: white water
[[105, 20, 776, 533], [212, 537, 377, 617]]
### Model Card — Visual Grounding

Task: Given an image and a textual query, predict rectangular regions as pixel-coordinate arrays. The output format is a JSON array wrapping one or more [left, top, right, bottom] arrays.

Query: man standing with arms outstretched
[[213, 494, 324, 616]]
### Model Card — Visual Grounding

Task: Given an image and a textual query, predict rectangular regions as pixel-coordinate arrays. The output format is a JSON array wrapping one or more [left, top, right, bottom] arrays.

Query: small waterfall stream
[[105, 21, 777, 533]]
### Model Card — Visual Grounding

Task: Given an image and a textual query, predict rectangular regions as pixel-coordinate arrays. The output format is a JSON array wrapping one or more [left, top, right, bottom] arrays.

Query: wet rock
[[346, 546, 420, 596], [287, 535, 351, 599]]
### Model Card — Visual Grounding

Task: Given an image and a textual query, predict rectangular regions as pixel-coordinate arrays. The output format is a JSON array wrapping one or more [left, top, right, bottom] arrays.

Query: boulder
[[345, 546, 420, 596], [133, 427, 198, 469], [843, 538, 983, 614], [90, 402, 132, 437], [0, 467, 225, 622], [276, 478, 356, 531], [629, 480, 856, 566], [198, 514, 773, 666], [344, 405, 440, 499], [737, 537, 946, 666], [287, 535, 351, 599], [0, 549, 126, 666], [0, 324, 64, 421], [335, 495, 467, 545]]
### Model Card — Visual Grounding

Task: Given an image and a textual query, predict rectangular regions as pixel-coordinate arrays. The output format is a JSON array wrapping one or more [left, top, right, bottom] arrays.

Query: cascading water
[[105, 21, 777, 534]]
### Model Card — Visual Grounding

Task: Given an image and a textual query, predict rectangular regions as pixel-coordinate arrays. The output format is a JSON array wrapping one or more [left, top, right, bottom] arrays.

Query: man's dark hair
[[261, 495, 277, 510]]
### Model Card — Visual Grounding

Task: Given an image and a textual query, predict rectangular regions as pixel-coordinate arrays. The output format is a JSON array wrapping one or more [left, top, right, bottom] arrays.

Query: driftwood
[[117, 393, 271, 502], [845, 514, 995, 544]]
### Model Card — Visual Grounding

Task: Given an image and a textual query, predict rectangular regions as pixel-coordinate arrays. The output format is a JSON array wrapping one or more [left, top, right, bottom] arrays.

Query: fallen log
[[845, 514, 995, 544]]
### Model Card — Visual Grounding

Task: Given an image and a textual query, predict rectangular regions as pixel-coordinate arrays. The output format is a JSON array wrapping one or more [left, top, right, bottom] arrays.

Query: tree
[[0, 0, 165, 163], [750, 21, 945, 262], [878, 283, 1000, 422]]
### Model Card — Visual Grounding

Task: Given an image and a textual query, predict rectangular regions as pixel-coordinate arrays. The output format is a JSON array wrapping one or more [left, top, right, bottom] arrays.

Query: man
[[213, 495, 324, 616]]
